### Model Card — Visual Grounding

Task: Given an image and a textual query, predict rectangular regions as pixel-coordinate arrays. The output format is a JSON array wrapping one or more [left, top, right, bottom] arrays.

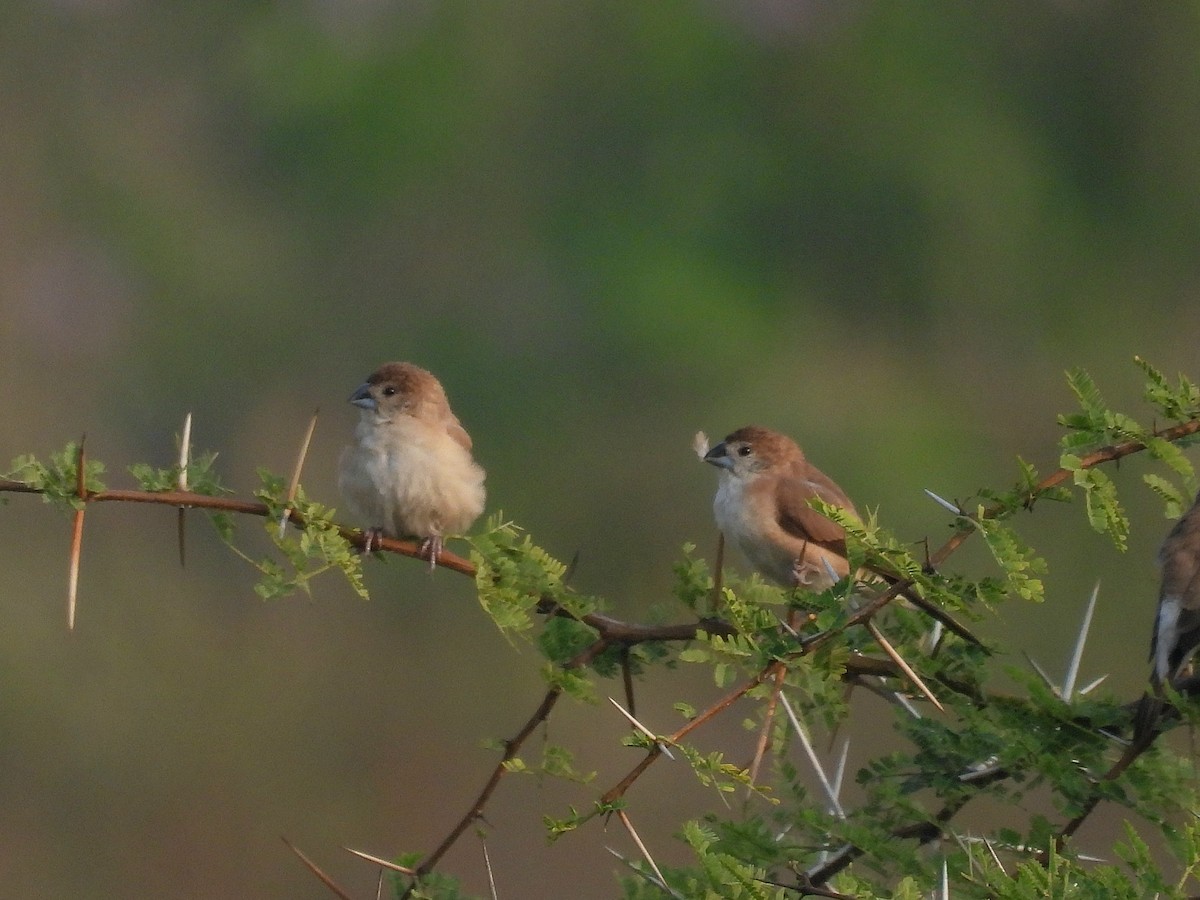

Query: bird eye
[[381, 386, 397, 397], [737, 445, 752, 457]]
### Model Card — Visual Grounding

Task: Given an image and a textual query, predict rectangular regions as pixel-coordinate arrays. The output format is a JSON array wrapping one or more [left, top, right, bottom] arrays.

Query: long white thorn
[[924, 488, 962, 515], [1022, 652, 1059, 696], [609, 697, 674, 760], [779, 693, 845, 818], [1061, 580, 1100, 702]]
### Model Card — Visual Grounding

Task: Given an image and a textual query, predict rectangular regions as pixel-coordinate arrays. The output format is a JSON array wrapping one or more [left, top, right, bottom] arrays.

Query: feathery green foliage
[[7, 442, 105, 510]]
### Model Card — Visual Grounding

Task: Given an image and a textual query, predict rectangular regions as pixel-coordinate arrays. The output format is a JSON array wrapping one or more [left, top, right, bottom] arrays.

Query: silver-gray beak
[[704, 442, 733, 470], [348, 382, 376, 411]]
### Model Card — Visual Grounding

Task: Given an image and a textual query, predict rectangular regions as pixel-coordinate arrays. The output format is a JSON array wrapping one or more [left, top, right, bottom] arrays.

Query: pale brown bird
[[338, 362, 486, 569], [703, 425, 980, 646]]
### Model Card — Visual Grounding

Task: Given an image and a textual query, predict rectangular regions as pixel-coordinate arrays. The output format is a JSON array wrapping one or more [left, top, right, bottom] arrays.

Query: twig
[[599, 661, 786, 806], [620, 645, 636, 717], [710, 531, 725, 614], [926, 418, 1200, 570], [415, 638, 611, 877], [746, 665, 786, 794]]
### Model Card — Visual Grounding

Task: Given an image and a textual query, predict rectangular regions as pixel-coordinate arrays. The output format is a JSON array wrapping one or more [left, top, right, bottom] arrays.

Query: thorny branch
[[2, 414, 1199, 895]]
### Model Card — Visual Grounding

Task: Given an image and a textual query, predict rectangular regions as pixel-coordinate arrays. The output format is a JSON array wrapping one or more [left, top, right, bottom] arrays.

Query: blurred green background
[[2, 2, 1200, 897]]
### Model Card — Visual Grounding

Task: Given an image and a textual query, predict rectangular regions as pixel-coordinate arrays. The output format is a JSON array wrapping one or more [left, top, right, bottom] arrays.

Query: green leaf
[[1144, 474, 1188, 519], [1136, 354, 1200, 422], [975, 519, 1046, 602], [1066, 367, 1106, 419]]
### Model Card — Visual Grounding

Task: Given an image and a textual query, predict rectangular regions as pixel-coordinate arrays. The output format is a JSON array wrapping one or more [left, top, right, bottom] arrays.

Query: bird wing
[[775, 457, 986, 648], [773, 465, 855, 549], [442, 411, 473, 451]]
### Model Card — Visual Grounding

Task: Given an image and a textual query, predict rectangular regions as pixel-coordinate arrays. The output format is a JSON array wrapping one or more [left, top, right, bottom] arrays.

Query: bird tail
[[1106, 689, 1165, 781]]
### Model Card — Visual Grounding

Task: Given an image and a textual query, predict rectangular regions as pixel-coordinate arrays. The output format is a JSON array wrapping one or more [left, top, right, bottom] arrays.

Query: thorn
[[983, 837, 1006, 875], [820, 555, 841, 585], [1077, 673, 1109, 696], [562, 549, 581, 585], [776, 614, 800, 637], [924, 489, 963, 515], [279, 409, 319, 540], [606, 847, 686, 900], [1022, 651, 1059, 696], [866, 619, 945, 712], [177, 412, 192, 568], [958, 755, 1003, 783], [67, 436, 87, 630], [778, 693, 845, 818], [480, 838, 499, 900], [831, 738, 850, 802], [618, 810, 675, 896], [1061, 580, 1100, 702], [881, 678, 923, 719], [343, 847, 418, 875], [608, 697, 674, 759], [922, 620, 945, 657], [282, 837, 354, 900]]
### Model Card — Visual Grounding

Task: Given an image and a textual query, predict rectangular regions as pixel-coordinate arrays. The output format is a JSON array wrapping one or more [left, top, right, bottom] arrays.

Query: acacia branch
[[4, 410, 1197, 894], [928, 417, 1200, 568]]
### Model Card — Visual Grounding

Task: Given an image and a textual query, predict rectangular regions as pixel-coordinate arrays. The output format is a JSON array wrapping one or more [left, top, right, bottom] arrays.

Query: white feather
[[1154, 594, 1182, 684]]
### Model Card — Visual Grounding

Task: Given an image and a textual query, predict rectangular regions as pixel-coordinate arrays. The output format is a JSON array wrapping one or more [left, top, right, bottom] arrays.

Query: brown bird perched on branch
[[702, 425, 981, 646], [338, 362, 486, 569]]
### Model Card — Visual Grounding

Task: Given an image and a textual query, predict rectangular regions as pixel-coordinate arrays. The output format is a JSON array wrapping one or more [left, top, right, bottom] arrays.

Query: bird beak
[[704, 442, 733, 470], [348, 382, 377, 411]]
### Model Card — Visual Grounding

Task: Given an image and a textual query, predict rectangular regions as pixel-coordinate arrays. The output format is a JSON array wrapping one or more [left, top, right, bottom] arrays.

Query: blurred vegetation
[[4, 2, 1200, 897]]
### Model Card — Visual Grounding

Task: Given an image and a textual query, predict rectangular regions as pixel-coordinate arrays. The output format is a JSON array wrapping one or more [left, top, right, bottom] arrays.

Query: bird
[[338, 362, 486, 569], [1149, 487, 1200, 689], [1109, 488, 1200, 778], [702, 425, 981, 646]]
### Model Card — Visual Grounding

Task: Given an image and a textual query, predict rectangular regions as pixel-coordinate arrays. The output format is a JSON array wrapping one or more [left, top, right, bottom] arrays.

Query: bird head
[[704, 425, 801, 477], [348, 362, 447, 423]]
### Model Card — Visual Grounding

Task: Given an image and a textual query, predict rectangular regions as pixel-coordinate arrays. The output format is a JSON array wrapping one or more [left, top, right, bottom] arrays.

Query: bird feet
[[359, 527, 385, 553], [791, 557, 823, 588], [419, 535, 443, 572]]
